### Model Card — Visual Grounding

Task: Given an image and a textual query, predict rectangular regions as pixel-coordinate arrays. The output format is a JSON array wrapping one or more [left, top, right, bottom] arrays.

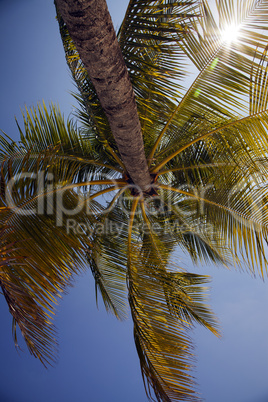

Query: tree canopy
[[1, 1, 268, 401]]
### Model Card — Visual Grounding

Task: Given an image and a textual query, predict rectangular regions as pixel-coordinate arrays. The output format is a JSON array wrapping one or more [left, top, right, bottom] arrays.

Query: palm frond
[[139, 199, 220, 333], [128, 243, 219, 401], [118, 0, 200, 139], [18, 102, 88, 153], [147, 0, 268, 160], [0, 112, 123, 364], [0, 227, 58, 366], [151, 109, 268, 174], [158, 176, 268, 277], [88, 202, 130, 320], [128, 249, 199, 402], [182, 0, 268, 73], [250, 45, 268, 114]]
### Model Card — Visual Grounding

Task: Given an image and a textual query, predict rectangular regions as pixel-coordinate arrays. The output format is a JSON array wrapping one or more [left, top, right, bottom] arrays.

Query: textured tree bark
[[55, 0, 152, 191]]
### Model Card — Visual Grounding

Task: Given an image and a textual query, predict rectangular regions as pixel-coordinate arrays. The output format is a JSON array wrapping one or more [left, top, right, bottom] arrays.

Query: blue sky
[[0, 1, 268, 401]]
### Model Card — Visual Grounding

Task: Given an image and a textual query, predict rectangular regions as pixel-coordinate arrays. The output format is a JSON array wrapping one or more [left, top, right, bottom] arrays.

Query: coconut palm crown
[[1, 1, 268, 401]]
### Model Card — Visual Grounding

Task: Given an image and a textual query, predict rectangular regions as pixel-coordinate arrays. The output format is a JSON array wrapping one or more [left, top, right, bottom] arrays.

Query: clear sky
[[0, 1, 268, 402]]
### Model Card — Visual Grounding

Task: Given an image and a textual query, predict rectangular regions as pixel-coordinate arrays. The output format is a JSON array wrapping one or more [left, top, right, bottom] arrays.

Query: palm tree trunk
[[54, 0, 152, 192]]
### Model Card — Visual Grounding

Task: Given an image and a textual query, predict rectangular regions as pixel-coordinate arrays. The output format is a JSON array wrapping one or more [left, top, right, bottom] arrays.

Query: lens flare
[[221, 24, 240, 43]]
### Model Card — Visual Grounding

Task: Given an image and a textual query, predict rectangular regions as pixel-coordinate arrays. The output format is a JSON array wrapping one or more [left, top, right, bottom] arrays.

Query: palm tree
[[1, 0, 268, 400]]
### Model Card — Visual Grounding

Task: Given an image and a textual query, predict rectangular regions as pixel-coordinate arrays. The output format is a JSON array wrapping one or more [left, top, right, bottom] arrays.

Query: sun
[[221, 23, 240, 44]]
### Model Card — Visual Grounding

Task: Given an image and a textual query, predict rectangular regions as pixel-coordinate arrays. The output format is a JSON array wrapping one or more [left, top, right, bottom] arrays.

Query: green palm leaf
[[0, 151, 94, 365], [127, 200, 219, 401], [118, 0, 199, 136], [250, 45, 268, 114], [179, 0, 268, 117], [0, 227, 58, 366], [128, 249, 199, 402], [0, 104, 123, 364], [88, 203, 130, 320]]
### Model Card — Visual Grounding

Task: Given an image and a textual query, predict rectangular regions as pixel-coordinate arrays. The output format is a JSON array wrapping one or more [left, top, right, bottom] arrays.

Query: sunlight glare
[[221, 24, 240, 44]]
